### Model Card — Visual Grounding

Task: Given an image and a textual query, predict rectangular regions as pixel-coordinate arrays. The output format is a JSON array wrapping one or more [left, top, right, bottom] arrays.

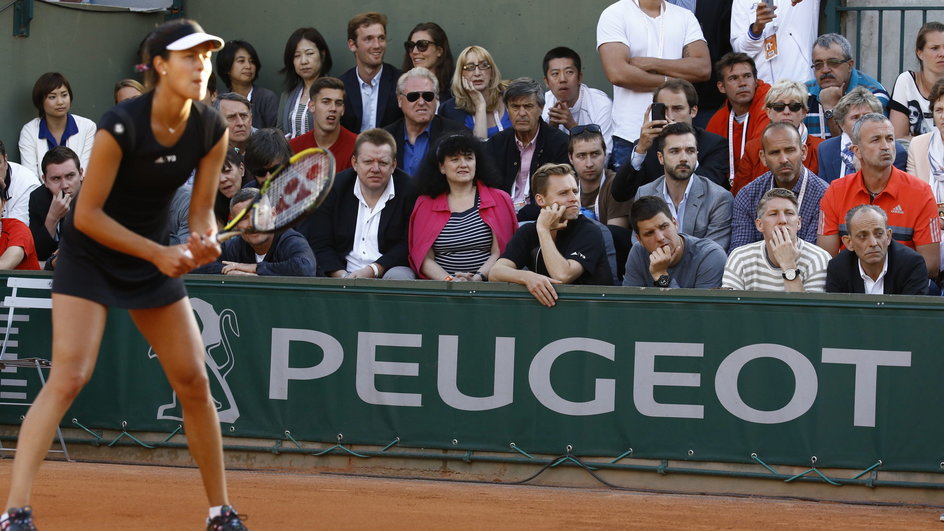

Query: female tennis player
[[1, 20, 247, 530]]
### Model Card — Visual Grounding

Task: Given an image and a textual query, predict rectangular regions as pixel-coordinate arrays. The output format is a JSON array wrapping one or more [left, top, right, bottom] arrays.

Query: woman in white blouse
[[906, 77, 944, 264], [18, 72, 96, 177]]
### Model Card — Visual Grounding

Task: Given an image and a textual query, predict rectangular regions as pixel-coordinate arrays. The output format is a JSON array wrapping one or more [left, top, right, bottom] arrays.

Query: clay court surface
[[0, 460, 938, 529]]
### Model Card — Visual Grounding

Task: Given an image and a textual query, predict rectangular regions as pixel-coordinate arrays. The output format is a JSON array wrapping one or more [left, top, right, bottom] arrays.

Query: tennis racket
[[216, 147, 335, 242]]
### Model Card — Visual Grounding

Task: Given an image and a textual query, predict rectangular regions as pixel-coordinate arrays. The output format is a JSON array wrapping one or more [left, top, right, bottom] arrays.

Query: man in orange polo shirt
[[706, 53, 770, 187], [817, 114, 940, 279]]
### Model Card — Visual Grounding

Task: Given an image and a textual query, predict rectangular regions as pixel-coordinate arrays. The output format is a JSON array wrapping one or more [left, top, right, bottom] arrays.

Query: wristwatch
[[823, 109, 834, 121], [782, 268, 801, 281], [654, 274, 671, 288]]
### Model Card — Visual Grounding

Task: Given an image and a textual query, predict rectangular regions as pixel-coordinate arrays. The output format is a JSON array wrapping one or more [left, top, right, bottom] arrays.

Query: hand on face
[[537, 202, 569, 233], [768, 225, 800, 269]]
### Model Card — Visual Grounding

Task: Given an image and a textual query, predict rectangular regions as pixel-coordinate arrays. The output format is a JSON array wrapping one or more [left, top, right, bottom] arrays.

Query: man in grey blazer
[[632, 122, 733, 250]]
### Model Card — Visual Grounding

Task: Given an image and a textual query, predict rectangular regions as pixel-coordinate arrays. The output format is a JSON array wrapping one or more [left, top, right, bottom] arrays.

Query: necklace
[[159, 113, 187, 134]]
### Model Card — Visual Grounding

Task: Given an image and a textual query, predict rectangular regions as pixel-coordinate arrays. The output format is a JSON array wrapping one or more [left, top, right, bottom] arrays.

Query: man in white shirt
[[597, 0, 711, 170], [730, 0, 819, 86], [541, 47, 614, 156]]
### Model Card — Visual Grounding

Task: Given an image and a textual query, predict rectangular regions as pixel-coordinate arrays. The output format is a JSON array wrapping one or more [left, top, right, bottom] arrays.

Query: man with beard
[[490, 163, 613, 307], [729, 122, 827, 251], [633, 122, 733, 250]]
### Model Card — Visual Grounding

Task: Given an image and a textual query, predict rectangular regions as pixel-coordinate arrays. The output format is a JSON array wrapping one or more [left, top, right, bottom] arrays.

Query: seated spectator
[[243, 128, 292, 188], [401, 22, 455, 101], [818, 113, 940, 278], [288, 77, 356, 173], [622, 195, 726, 289], [732, 80, 824, 195], [19, 72, 96, 176], [889, 22, 944, 142], [826, 205, 929, 295], [541, 47, 614, 156], [383, 68, 466, 177], [730, 123, 828, 251], [203, 72, 219, 106], [907, 78, 944, 186], [0, 140, 40, 226], [706, 52, 771, 184], [213, 147, 246, 227], [277, 27, 333, 138], [28, 146, 82, 263], [439, 45, 511, 139], [408, 133, 516, 280], [723, 188, 831, 292], [490, 163, 613, 306], [300, 128, 417, 279], [0, 187, 40, 271], [113, 79, 144, 104], [804, 33, 889, 139], [339, 12, 403, 134], [819, 87, 907, 183], [633, 122, 733, 250], [569, 125, 632, 228], [611, 79, 728, 201], [218, 92, 255, 152], [485, 78, 570, 221], [193, 188, 315, 277], [217, 39, 278, 129]]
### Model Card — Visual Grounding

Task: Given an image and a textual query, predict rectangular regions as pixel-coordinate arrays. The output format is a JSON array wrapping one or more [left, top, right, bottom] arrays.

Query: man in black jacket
[[298, 128, 417, 279], [339, 12, 402, 133], [28, 146, 82, 264], [610, 79, 729, 201], [486, 78, 570, 222], [825, 205, 929, 295]]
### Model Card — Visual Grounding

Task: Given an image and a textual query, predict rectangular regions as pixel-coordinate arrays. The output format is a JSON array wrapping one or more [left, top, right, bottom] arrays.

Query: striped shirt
[[433, 203, 492, 274], [722, 239, 832, 293]]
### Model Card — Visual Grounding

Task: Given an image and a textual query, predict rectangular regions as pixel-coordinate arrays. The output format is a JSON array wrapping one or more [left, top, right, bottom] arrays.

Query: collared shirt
[[541, 84, 615, 155], [402, 122, 432, 177], [730, 168, 828, 251], [358, 65, 384, 132], [666, 0, 696, 11], [346, 175, 396, 272], [660, 176, 694, 227], [511, 128, 540, 209], [858, 255, 889, 295], [37, 115, 79, 152], [804, 68, 889, 139]]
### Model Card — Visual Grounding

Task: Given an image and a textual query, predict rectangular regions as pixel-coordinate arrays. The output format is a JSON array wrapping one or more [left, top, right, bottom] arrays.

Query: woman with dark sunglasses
[[401, 22, 454, 102]]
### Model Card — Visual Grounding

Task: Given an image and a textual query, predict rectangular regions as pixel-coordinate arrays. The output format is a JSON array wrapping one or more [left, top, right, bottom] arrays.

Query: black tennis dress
[[53, 92, 226, 309]]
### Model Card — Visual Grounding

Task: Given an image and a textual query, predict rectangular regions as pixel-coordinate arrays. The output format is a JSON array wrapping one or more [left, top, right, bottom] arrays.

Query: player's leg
[[128, 297, 228, 506], [5, 294, 108, 509]]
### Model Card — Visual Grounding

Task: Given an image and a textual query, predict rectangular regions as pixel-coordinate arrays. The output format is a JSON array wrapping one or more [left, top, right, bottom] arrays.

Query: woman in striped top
[[409, 133, 517, 280]]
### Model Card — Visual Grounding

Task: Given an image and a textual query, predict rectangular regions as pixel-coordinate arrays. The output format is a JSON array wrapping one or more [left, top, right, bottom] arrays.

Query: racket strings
[[254, 154, 332, 230]]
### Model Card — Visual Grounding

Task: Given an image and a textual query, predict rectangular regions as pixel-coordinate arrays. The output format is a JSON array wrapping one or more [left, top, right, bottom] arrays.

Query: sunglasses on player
[[766, 102, 805, 113], [404, 39, 437, 52], [404, 91, 436, 103]]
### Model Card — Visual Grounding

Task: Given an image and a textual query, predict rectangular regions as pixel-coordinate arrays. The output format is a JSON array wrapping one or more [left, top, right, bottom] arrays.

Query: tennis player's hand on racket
[[186, 228, 222, 266], [154, 243, 200, 277]]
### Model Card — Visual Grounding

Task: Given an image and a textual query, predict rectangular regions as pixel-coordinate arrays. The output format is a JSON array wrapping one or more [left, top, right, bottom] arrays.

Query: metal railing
[[824, 1, 944, 89]]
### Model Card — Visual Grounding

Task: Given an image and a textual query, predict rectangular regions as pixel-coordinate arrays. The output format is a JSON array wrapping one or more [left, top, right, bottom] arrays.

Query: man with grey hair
[[817, 87, 907, 183], [825, 204, 929, 294], [383, 67, 465, 177], [486, 77, 570, 221], [218, 92, 256, 151], [804, 33, 889, 139], [818, 113, 940, 278]]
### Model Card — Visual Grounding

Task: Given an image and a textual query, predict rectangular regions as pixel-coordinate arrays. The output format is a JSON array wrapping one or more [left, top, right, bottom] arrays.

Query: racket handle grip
[[216, 231, 240, 243]]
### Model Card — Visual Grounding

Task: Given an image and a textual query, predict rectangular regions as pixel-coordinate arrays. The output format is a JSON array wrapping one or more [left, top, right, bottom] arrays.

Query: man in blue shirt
[[804, 33, 889, 139]]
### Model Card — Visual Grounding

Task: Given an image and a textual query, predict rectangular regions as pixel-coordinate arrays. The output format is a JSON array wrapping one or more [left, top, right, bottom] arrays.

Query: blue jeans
[[608, 136, 635, 172]]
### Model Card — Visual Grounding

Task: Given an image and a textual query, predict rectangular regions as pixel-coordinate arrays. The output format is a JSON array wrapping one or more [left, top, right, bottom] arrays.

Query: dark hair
[[930, 77, 944, 108], [214, 147, 245, 224], [206, 72, 218, 99], [0, 139, 6, 158], [141, 19, 207, 89], [308, 76, 345, 100], [31, 72, 73, 118], [415, 133, 501, 197], [244, 128, 292, 175], [760, 121, 801, 151], [568, 128, 605, 154], [656, 121, 696, 153], [630, 196, 674, 234], [916, 21, 944, 70], [401, 22, 454, 97], [714, 52, 757, 82], [347, 12, 387, 42], [354, 128, 397, 159], [502, 77, 545, 107], [531, 163, 574, 197], [217, 91, 252, 111], [653, 78, 698, 109], [217, 40, 262, 88], [542, 46, 582, 76], [41, 146, 81, 176], [230, 187, 260, 211], [280, 27, 333, 93]]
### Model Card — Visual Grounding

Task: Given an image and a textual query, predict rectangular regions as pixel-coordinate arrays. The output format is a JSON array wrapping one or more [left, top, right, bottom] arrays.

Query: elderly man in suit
[[632, 122, 732, 250]]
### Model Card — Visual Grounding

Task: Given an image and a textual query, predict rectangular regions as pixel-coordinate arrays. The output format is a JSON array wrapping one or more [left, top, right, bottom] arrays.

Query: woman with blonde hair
[[438, 45, 510, 139]]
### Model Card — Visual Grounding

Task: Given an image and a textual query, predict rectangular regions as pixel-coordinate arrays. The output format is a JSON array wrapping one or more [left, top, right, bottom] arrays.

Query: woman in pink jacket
[[409, 133, 516, 280]]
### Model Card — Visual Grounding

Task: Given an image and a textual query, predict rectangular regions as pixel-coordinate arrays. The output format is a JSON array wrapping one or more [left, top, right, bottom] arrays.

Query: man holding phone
[[610, 79, 728, 201], [730, 0, 819, 86], [28, 146, 83, 265]]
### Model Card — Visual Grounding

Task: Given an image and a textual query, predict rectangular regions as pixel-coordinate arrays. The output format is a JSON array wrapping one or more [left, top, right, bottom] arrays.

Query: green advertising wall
[[1, 272, 942, 474]]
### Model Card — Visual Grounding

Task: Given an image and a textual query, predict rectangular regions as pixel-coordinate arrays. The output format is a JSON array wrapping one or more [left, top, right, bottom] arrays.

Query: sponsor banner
[[1, 273, 942, 472]]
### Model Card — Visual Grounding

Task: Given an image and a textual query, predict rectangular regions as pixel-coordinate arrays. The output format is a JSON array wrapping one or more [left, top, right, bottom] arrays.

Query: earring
[[161, 71, 167, 76]]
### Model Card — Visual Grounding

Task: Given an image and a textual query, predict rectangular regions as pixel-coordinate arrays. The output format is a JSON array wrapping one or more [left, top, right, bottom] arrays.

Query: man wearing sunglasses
[[384, 68, 465, 177], [242, 128, 292, 189], [803, 34, 889, 140]]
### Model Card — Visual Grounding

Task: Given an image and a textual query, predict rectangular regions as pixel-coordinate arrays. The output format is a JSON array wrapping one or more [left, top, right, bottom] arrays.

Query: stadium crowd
[[4, 0, 944, 306]]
